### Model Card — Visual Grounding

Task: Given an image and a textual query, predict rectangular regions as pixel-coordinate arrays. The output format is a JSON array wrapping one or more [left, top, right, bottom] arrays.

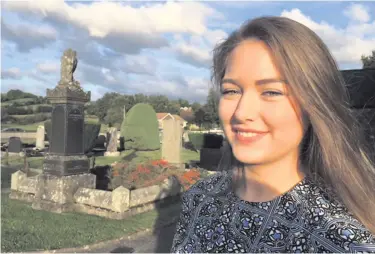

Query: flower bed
[[109, 159, 207, 191]]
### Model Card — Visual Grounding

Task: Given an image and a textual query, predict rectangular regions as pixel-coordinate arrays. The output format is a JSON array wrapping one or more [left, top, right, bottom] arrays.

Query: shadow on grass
[[153, 176, 182, 253]]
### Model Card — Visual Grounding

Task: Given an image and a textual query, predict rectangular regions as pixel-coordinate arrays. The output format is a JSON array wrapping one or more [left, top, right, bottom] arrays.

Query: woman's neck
[[232, 152, 305, 202]]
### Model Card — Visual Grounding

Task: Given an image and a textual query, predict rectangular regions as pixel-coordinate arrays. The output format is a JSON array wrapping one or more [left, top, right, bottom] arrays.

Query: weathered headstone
[[35, 125, 45, 150], [105, 128, 120, 157], [161, 115, 182, 164], [8, 137, 22, 153]]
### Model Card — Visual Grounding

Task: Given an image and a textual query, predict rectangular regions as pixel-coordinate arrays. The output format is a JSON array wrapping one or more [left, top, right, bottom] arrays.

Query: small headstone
[[104, 128, 120, 157], [161, 116, 182, 164], [8, 137, 22, 153], [36, 125, 45, 149], [95, 135, 106, 149]]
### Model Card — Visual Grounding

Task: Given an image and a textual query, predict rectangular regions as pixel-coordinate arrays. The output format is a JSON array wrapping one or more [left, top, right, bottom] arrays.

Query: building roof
[[156, 113, 187, 122]]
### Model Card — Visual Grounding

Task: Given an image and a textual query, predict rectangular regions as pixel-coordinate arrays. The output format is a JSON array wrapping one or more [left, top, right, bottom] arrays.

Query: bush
[[188, 133, 223, 150], [35, 105, 52, 113], [44, 120, 100, 153], [7, 106, 34, 115], [120, 103, 160, 151]]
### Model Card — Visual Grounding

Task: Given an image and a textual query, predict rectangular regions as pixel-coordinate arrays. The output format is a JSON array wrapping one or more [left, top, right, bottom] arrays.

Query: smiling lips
[[233, 128, 268, 144]]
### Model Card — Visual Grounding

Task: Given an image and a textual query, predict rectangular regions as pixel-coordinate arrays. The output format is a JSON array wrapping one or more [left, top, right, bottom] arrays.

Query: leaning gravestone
[[8, 137, 22, 153], [161, 115, 182, 164], [35, 125, 45, 150], [105, 128, 120, 157]]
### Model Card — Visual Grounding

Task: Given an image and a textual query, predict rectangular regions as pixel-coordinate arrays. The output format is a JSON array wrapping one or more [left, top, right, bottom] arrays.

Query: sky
[[1, 1, 375, 103]]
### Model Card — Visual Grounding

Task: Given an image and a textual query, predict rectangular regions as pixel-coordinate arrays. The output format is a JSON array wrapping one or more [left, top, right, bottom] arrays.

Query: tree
[[178, 98, 190, 108], [361, 50, 375, 69], [204, 87, 220, 127], [95, 92, 121, 122]]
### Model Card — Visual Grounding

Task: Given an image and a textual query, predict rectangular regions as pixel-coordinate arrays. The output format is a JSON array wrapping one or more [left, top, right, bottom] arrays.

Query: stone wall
[[10, 170, 183, 219]]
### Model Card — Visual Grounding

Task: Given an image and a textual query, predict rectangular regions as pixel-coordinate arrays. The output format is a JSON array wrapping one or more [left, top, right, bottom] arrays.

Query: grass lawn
[[1, 193, 160, 252]]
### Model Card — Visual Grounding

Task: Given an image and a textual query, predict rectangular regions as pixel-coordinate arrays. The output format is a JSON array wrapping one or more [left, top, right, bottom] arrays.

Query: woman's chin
[[232, 149, 267, 165]]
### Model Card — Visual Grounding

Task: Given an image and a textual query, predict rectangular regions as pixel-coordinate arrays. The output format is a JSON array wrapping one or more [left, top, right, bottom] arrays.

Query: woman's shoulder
[[181, 170, 231, 201], [294, 176, 375, 251]]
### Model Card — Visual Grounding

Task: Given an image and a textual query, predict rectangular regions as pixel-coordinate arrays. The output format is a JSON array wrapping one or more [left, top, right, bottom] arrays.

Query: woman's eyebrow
[[221, 78, 287, 86]]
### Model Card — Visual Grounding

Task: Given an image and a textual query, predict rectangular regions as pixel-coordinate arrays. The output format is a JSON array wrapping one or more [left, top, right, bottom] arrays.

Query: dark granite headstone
[[8, 137, 22, 153], [50, 105, 66, 154], [66, 106, 84, 154]]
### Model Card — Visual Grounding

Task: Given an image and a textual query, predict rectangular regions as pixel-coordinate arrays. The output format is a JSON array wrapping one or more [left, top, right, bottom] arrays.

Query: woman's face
[[219, 40, 305, 166]]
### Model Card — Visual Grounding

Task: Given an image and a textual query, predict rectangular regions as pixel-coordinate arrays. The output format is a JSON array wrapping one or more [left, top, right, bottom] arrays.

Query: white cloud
[[281, 7, 375, 65], [173, 28, 228, 68], [1, 20, 57, 52], [343, 4, 371, 23], [2, 1, 222, 37], [1, 68, 22, 80], [36, 62, 59, 74], [122, 55, 158, 76]]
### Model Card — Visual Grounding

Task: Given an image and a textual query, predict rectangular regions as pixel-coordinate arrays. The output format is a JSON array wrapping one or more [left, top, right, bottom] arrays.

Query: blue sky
[[1, 1, 374, 103]]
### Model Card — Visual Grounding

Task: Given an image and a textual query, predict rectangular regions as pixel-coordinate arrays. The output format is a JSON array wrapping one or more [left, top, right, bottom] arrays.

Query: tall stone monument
[[43, 49, 91, 176], [32, 49, 96, 213]]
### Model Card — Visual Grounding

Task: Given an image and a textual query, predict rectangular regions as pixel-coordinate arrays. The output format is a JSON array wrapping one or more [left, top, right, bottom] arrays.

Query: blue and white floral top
[[171, 171, 375, 253]]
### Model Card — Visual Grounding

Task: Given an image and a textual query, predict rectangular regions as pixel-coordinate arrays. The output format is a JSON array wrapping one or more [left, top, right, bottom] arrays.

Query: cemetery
[[0, 49, 222, 252], [1, 49, 374, 252]]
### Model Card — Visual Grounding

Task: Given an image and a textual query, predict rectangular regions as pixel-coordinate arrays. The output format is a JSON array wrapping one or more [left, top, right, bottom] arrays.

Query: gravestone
[[161, 115, 182, 164], [94, 135, 106, 149], [28, 49, 95, 213], [8, 137, 22, 153], [43, 49, 91, 176], [104, 128, 120, 157], [35, 125, 45, 150]]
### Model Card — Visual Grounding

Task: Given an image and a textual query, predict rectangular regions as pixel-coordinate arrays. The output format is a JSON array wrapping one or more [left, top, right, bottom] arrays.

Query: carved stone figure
[[59, 49, 78, 85]]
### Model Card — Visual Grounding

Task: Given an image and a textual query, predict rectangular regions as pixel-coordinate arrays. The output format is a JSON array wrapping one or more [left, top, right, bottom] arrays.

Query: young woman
[[171, 16, 375, 253]]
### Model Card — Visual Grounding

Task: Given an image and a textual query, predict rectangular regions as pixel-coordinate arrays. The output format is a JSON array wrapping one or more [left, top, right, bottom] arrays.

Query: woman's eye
[[221, 90, 240, 95], [262, 91, 283, 97]]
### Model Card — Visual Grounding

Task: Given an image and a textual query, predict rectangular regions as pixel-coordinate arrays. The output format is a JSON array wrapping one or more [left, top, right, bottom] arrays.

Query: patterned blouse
[[171, 171, 375, 253]]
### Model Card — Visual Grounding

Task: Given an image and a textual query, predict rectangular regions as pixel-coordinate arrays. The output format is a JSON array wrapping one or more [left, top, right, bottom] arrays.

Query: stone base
[[32, 173, 96, 213], [43, 154, 90, 176], [9, 190, 35, 203], [104, 151, 120, 157]]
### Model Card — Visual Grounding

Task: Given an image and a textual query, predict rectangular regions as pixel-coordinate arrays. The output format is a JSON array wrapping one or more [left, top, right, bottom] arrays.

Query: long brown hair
[[212, 16, 375, 233]]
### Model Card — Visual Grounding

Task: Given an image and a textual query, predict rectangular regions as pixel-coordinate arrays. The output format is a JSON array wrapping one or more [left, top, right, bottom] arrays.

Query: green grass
[[3, 156, 45, 168], [1, 193, 160, 252]]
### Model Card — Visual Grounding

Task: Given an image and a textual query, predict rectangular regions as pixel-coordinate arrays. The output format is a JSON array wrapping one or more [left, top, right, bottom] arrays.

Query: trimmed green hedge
[[120, 103, 160, 151], [188, 133, 223, 150]]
